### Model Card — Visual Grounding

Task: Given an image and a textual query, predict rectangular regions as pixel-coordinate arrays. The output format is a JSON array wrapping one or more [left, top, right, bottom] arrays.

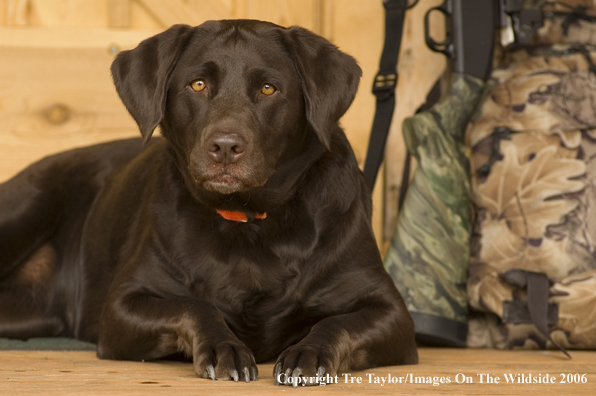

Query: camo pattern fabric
[[518, 1, 596, 46], [466, 45, 596, 350], [385, 74, 483, 340]]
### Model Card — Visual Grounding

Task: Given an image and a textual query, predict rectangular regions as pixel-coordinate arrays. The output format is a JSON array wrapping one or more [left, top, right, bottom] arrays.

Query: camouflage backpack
[[466, 1, 596, 353]]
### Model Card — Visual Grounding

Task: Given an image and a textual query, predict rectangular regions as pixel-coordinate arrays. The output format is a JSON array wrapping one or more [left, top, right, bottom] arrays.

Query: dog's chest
[[177, 210, 318, 307], [188, 251, 305, 309], [184, 251, 316, 357]]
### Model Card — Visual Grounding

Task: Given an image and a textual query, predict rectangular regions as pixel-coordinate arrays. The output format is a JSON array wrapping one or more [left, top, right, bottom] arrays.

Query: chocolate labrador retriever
[[0, 20, 417, 385]]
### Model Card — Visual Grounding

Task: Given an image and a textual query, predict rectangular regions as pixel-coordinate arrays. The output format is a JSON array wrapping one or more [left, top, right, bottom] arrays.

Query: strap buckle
[[372, 72, 398, 99], [502, 0, 544, 46], [383, 0, 410, 11]]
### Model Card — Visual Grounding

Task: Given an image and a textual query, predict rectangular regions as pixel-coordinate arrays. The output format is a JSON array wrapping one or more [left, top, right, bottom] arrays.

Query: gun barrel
[[454, 0, 497, 79]]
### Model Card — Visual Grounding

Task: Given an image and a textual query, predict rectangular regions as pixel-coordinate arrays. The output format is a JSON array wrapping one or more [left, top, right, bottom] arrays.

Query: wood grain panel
[[4, 0, 29, 26], [137, 0, 232, 28], [27, 0, 108, 27], [0, 348, 594, 395], [0, 27, 159, 182], [109, 0, 131, 28], [129, 0, 162, 29], [236, 0, 321, 32]]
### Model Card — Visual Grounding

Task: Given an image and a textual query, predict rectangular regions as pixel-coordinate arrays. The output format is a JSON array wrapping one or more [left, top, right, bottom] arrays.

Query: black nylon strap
[[500, 269, 571, 358], [363, 0, 409, 189]]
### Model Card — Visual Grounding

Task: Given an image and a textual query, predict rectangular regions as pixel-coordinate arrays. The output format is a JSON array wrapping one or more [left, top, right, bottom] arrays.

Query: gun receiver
[[425, 0, 497, 80]]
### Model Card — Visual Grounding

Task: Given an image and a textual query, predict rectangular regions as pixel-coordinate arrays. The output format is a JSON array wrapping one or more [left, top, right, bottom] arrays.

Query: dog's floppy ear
[[111, 24, 192, 143], [284, 27, 362, 150]]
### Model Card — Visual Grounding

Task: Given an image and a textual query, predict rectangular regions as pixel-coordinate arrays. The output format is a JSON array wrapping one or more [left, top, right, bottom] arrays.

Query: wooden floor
[[1, 348, 594, 395]]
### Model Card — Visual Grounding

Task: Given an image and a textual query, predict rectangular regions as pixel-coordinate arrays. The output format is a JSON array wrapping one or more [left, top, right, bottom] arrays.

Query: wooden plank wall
[[0, 0, 446, 247]]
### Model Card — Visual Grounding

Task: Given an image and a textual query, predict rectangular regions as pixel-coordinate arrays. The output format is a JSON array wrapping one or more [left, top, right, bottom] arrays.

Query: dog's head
[[111, 20, 361, 199]]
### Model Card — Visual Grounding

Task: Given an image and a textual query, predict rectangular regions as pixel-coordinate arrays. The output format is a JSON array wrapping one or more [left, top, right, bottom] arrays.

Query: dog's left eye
[[190, 80, 206, 92], [261, 84, 277, 96]]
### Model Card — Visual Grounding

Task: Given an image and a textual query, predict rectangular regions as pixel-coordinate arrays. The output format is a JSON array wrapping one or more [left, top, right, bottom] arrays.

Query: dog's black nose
[[207, 133, 246, 164]]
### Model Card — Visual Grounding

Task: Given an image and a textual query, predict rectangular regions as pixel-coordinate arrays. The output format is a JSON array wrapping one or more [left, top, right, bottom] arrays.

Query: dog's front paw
[[193, 339, 258, 382], [274, 344, 338, 387]]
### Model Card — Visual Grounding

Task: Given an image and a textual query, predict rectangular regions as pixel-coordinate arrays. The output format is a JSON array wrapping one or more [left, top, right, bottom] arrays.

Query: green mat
[[0, 337, 96, 351]]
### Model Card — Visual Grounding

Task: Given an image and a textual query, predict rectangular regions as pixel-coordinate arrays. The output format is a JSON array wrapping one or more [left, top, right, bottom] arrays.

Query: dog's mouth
[[187, 150, 272, 195], [203, 172, 247, 194], [200, 171, 268, 195]]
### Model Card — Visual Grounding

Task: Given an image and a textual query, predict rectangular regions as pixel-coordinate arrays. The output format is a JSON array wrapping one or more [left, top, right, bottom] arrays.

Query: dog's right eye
[[190, 80, 206, 92], [261, 84, 277, 96]]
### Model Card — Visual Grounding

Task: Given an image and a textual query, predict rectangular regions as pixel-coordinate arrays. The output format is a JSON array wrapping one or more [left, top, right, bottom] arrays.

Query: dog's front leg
[[97, 294, 258, 382], [274, 300, 417, 386]]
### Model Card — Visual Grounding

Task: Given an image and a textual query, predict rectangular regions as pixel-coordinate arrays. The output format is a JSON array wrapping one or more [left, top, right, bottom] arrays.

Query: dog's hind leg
[[0, 160, 69, 338], [0, 243, 65, 339], [0, 159, 64, 280]]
